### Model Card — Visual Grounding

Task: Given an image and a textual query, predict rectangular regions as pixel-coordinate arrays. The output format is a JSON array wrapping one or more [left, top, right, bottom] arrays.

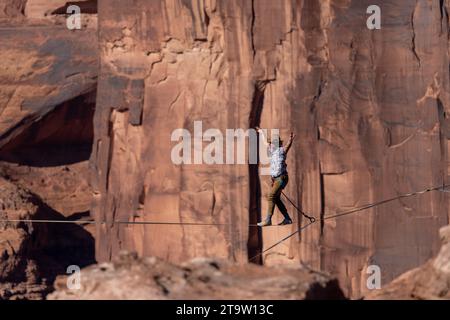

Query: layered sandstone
[[92, 0, 450, 299]]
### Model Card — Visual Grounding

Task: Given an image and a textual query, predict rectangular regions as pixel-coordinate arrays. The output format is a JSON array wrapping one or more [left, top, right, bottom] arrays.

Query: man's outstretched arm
[[284, 132, 296, 154], [255, 127, 271, 147]]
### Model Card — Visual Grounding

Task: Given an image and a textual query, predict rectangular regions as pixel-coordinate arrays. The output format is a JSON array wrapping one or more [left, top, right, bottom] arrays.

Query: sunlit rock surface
[[367, 225, 450, 300], [93, 0, 450, 298], [0, 0, 98, 299], [48, 251, 345, 300], [0, 0, 449, 300]]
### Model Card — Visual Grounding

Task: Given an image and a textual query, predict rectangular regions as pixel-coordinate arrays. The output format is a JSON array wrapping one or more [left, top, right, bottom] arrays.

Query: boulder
[[48, 251, 346, 300], [367, 225, 450, 300]]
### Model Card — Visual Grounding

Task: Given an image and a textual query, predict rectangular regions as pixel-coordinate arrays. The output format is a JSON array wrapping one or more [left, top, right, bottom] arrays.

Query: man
[[255, 127, 296, 227]]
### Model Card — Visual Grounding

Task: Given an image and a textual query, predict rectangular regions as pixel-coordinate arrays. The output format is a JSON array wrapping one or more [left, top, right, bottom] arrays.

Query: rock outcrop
[[0, 177, 95, 299], [48, 251, 345, 300], [0, 0, 98, 299], [92, 0, 450, 298], [0, 1, 97, 150], [0, 177, 48, 299], [367, 225, 450, 300]]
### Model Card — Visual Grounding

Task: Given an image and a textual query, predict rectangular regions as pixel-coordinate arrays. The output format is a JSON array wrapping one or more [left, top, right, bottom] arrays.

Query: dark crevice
[[66, 210, 91, 221], [437, 99, 449, 187], [250, 0, 257, 58], [317, 127, 326, 236], [319, 170, 326, 236], [304, 279, 346, 300], [411, 1, 421, 66], [0, 90, 96, 167], [51, 0, 97, 15], [105, 109, 115, 192], [247, 80, 269, 265], [154, 275, 170, 295], [440, 0, 449, 35], [20, 1, 26, 15], [204, 6, 210, 29], [138, 186, 146, 206], [0, 114, 40, 149], [440, 0, 445, 23], [309, 78, 325, 113]]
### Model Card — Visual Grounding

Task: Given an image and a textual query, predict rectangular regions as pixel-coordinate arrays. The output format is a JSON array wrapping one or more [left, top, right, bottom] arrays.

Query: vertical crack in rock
[[440, 0, 446, 24], [319, 169, 326, 236], [204, 5, 210, 29], [437, 98, 449, 186], [411, 1, 421, 66], [247, 80, 269, 264], [105, 110, 115, 193], [317, 125, 326, 237], [250, 0, 257, 58], [439, 0, 449, 35]]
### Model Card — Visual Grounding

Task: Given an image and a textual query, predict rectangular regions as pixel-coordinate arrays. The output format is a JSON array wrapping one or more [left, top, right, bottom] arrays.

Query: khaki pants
[[265, 174, 290, 221]]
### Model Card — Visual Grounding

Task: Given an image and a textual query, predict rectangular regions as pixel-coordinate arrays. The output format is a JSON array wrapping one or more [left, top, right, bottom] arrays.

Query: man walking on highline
[[255, 127, 295, 227]]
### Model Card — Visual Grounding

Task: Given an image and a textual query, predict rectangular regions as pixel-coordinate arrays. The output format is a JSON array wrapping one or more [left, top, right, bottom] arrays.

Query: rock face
[[0, 2, 97, 150], [0, 1, 26, 20], [1, 0, 450, 300], [0, 177, 48, 299], [0, 177, 95, 299], [367, 225, 450, 300], [93, 0, 450, 298], [48, 251, 345, 300], [0, 0, 98, 299]]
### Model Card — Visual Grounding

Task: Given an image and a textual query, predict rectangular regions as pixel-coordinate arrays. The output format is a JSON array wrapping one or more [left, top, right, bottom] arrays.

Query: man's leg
[[275, 197, 290, 220], [276, 175, 292, 225], [258, 178, 284, 226]]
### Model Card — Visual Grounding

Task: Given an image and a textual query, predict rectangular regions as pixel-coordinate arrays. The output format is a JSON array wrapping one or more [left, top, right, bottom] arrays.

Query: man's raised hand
[[290, 132, 296, 140]]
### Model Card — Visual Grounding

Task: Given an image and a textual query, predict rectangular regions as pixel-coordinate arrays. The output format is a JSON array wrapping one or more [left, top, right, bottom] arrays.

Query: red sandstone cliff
[[1, 0, 450, 300], [367, 225, 450, 299], [0, 0, 98, 299], [92, 0, 450, 298]]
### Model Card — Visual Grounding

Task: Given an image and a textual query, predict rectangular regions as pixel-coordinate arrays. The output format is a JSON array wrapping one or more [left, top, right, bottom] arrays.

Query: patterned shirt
[[269, 145, 287, 178]]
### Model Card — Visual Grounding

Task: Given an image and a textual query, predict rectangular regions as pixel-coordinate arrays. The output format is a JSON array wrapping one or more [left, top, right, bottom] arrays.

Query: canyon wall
[[367, 225, 450, 300], [1, 0, 446, 299], [0, 0, 98, 298], [93, 0, 450, 297]]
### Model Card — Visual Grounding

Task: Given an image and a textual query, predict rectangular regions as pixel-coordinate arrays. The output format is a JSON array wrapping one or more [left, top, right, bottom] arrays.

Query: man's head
[[271, 134, 283, 146]]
